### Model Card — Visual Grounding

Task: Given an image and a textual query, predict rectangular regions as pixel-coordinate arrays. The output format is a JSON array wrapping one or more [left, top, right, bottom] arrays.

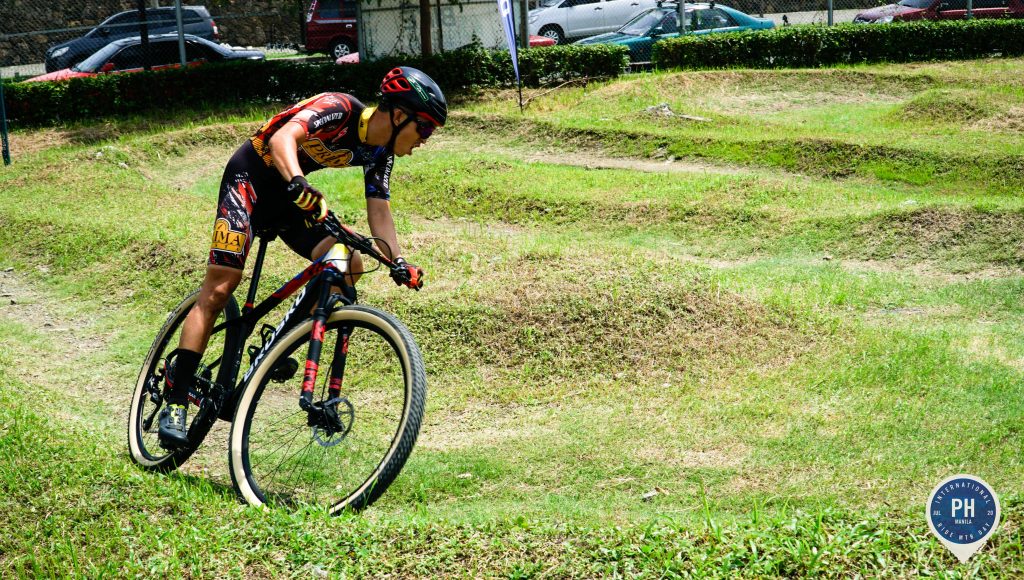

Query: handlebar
[[319, 211, 421, 289], [319, 211, 391, 265]]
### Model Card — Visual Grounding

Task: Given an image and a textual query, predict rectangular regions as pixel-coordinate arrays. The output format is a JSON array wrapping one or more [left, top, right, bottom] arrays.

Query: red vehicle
[[26, 35, 263, 83], [853, 0, 1024, 23], [306, 0, 359, 59]]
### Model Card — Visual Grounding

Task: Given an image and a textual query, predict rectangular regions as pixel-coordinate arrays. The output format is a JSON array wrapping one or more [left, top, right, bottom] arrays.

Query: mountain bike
[[127, 211, 426, 513]]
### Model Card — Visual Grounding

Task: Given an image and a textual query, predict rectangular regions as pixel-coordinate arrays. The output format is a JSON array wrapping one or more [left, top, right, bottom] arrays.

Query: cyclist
[[158, 66, 446, 448]]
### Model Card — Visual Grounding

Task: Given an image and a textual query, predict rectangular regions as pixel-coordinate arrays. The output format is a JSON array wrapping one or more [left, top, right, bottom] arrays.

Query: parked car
[[576, 2, 773, 61], [334, 36, 556, 65], [528, 0, 661, 44], [305, 0, 359, 59], [853, 0, 1024, 23], [45, 6, 219, 72], [28, 34, 263, 83]]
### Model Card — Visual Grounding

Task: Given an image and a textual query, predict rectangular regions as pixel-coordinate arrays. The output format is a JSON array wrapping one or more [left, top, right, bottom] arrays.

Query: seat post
[[243, 236, 270, 313]]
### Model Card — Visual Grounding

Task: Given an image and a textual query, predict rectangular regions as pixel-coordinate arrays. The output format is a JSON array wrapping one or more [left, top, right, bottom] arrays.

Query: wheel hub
[[309, 397, 355, 447]]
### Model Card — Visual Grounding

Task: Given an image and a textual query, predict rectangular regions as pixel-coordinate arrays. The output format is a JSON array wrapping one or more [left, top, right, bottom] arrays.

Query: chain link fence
[[4, 0, 966, 80], [0, 1, 309, 80]]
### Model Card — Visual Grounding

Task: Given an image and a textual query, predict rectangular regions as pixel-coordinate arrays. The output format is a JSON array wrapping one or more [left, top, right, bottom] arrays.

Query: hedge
[[652, 19, 1024, 69], [1, 43, 628, 127]]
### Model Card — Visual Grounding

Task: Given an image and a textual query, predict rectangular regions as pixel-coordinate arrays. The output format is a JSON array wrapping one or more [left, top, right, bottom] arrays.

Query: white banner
[[496, 0, 521, 86]]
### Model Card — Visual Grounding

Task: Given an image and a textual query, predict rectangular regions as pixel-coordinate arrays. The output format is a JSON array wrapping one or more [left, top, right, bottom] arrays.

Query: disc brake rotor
[[312, 397, 355, 447]]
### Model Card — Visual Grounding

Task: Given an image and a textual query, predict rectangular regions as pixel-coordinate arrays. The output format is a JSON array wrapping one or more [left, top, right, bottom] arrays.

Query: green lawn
[[1, 59, 1023, 577]]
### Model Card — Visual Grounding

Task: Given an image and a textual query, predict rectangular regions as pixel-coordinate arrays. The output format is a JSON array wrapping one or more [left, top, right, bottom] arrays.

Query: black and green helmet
[[380, 66, 447, 127]]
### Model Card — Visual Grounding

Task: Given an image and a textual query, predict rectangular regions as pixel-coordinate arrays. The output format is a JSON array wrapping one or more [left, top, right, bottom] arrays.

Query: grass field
[[1, 58, 1023, 577]]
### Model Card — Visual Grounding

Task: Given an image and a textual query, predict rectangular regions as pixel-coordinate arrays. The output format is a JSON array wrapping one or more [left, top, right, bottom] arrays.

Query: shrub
[[1, 44, 628, 127], [652, 19, 1024, 69]]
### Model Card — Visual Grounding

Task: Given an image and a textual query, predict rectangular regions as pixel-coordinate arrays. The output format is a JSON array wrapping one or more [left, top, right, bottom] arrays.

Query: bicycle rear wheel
[[229, 305, 426, 513], [127, 291, 240, 471]]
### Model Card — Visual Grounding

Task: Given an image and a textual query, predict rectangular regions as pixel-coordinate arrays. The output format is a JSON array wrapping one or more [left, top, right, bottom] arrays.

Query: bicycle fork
[[298, 277, 353, 412]]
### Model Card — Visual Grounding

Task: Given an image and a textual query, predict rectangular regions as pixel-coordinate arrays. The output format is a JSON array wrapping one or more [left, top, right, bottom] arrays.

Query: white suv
[[528, 0, 658, 44]]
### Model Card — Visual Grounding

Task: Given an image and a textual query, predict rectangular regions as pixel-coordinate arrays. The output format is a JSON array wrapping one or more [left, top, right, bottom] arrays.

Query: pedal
[[269, 357, 299, 383]]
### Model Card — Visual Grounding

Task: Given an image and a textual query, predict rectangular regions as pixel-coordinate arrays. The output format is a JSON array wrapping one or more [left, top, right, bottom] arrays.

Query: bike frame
[[195, 214, 399, 420]]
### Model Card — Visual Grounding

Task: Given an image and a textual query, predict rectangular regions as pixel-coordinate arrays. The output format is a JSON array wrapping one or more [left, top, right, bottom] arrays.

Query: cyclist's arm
[[268, 111, 315, 182], [366, 198, 401, 261]]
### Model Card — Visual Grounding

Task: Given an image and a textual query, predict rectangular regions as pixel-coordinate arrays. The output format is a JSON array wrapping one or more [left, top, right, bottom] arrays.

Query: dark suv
[[305, 0, 359, 59], [44, 6, 219, 72]]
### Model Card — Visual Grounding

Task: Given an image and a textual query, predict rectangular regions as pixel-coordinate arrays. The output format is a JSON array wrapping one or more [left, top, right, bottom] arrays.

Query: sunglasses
[[397, 107, 436, 139], [413, 118, 436, 140]]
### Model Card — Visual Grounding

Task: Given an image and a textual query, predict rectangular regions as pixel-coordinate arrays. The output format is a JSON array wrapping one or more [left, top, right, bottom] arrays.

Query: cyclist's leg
[[311, 236, 364, 287], [178, 266, 244, 353], [282, 221, 364, 288], [162, 169, 256, 436]]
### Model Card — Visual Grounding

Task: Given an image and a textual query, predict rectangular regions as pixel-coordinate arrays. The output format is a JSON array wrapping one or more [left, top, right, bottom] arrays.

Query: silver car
[[528, 0, 660, 44]]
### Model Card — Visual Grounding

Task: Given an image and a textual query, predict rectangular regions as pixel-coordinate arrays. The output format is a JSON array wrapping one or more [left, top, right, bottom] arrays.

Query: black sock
[[167, 348, 202, 405]]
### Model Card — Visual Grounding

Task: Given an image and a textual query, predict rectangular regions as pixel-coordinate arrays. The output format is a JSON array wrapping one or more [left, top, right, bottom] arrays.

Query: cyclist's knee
[[347, 251, 364, 286], [197, 266, 242, 312]]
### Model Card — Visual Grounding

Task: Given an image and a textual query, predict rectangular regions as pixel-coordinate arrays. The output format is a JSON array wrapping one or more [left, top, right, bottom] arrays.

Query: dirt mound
[[389, 251, 806, 391], [454, 112, 1024, 186], [847, 207, 1024, 265], [895, 89, 994, 124], [6, 121, 256, 161], [586, 69, 934, 115], [971, 106, 1024, 134]]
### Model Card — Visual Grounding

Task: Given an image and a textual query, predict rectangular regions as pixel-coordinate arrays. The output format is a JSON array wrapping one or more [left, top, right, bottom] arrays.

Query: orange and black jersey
[[250, 92, 393, 200]]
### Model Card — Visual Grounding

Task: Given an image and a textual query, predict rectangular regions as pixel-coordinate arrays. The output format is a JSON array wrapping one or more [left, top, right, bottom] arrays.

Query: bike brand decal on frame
[[241, 276, 315, 386], [211, 218, 247, 254]]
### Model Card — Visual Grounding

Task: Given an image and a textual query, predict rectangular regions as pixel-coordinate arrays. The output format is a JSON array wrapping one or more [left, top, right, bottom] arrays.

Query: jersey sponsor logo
[[211, 218, 247, 254], [301, 139, 354, 167], [381, 155, 394, 191], [311, 111, 347, 130]]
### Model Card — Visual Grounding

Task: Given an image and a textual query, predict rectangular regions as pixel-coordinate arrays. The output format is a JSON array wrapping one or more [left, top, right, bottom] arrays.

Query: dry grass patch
[[584, 69, 928, 115], [849, 206, 1024, 264], [838, 259, 1022, 282], [957, 332, 1024, 371], [419, 404, 559, 452], [972, 106, 1024, 133]]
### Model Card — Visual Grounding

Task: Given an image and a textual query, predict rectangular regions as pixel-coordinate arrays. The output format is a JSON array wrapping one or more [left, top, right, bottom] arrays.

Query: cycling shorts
[[209, 141, 333, 270]]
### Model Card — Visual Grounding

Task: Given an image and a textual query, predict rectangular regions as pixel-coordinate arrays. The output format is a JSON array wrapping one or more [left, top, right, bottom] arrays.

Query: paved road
[[764, 8, 864, 25]]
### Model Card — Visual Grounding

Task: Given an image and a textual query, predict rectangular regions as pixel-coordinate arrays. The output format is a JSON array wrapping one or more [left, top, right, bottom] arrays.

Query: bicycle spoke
[[262, 437, 317, 497], [278, 442, 323, 503], [251, 409, 306, 439], [250, 422, 307, 472], [234, 310, 425, 511]]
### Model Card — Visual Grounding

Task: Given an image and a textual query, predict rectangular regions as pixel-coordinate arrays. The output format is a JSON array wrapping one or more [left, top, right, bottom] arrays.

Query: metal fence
[[0, 1, 307, 79], [2, 0, 941, 81]]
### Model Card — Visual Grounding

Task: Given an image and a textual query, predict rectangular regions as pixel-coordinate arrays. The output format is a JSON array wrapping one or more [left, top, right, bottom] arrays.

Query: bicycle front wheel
[[228, 305, 426, 513]]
